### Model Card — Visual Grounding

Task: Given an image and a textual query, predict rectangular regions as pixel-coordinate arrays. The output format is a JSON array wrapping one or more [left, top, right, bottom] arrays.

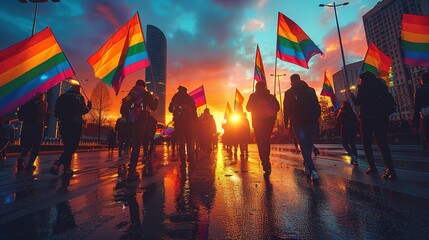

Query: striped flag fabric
[[276, 12, 323, 69], [234, 88, 244, 112], [224, 102, 232, 120], [361, 42, 392, 84], [87, 12, 149, 95], [401, 14, 429, 67], [0, 27, 75, 117], [189, 85, 206, 108], [320, 72, 340, 111], [254, 44, 266, 84]]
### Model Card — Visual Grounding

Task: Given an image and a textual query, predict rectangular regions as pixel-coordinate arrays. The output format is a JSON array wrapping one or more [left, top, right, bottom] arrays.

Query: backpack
[[378, 90, 396, 116], [258, 94, 279, 118], [55, 94, 69, 120], [292, 88, 321, 124], [121, 94, 146, 123], [18, 101, 37, 122]]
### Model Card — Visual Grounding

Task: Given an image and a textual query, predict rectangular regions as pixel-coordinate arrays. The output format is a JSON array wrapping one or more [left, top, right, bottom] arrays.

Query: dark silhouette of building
[[145, 25, 167, 124]]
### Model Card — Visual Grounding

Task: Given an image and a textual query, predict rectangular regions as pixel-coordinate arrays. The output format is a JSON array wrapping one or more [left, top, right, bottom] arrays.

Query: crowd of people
[[0, 71, 428, 183]]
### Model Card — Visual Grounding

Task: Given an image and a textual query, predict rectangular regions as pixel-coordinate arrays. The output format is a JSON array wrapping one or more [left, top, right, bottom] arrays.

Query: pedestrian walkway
[[271, 143, 429, 200]]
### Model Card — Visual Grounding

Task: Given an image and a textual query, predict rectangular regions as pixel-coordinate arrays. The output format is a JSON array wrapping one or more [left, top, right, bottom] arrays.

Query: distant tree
[[88, 81, 111, 141]]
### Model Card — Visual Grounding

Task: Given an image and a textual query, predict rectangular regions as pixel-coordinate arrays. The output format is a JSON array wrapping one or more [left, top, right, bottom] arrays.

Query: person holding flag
[[50, 81, 92, 177]]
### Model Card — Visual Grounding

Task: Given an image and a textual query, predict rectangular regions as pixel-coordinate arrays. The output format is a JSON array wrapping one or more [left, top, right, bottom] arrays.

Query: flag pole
[[203, 85, 208, 109], [273, 12, 280, 96]]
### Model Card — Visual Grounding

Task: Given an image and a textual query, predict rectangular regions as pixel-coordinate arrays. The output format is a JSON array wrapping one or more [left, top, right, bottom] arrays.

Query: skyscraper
[[362, 0, 429, 120], [145, 25, 167, 124]]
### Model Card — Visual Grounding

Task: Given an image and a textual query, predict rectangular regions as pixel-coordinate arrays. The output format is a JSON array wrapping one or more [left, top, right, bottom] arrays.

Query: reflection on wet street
[[0, 144, 428, 239]]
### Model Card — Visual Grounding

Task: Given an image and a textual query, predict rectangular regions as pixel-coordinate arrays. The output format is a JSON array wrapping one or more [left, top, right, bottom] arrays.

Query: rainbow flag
[[87, 13, 149, 95], [234, 89, 244, 112], [276, 12, 323, 69], [224, 102, 232, 120], [254, 44, 266, 84], [189, 85, 206, 108], [0, 27, 75, 117], [401, 14, 429, 67], [320, 72, 340, 111], [361, 42, 392, 84]]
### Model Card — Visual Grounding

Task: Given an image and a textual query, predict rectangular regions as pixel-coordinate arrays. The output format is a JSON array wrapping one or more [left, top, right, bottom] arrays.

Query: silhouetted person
[[246, 81, 279, 177], [238, 112, 250, 157], [413, 71, 429, 150], [50, 83, 91, 177], [284, 74, 321, 181], [335, 101, 359, 165], [198, 108, 217, 154], [142, 114, 157, 163], [351, 71, 396, 180], [16, 92, 48, 171], [0, 119, 14, 161], [115, 115, 131, 160], [121, 80, 158, 180], [169, 86, 198, 162], [107, 128, 116, 153]]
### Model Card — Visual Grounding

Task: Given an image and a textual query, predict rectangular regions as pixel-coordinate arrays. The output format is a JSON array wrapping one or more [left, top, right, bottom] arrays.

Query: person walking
[[142, 114, 157, 163], [107, 128, 116, 153], [50, 83, 91, 177], [168, 86, 198, 163], [335, 101, 359, 165], [351, 71, 397, 180], [16, 92, 48, 171], [0, 119, 15, 161], [115, 114, 131, 160], [413, 72, 429, 151], [198, 108, 217, 155], [283, 74, 321, 181], [121, 80, 158, 180], [246, 81, 279, 177]]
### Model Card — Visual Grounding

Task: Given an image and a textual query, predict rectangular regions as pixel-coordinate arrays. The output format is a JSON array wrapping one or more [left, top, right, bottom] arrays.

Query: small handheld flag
[[361, 42, 392, 85], [320, 72, 340, 111], [189, 85, 206, 108], [234, 89, 244, 113]]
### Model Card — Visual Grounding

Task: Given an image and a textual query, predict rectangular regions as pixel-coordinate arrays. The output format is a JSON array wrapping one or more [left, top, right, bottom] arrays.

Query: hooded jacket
[[283, 80, 319, 127], [352, 78, 389, 118]]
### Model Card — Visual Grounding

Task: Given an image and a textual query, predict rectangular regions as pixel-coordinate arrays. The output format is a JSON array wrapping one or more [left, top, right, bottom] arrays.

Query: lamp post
[[319, 2, 350, 97], [18, 0, 60, 36], [270, 73, 286, 97]]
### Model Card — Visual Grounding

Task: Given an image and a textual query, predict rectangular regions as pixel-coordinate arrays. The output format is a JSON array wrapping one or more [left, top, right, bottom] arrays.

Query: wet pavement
[[0, 144, 428, 239]]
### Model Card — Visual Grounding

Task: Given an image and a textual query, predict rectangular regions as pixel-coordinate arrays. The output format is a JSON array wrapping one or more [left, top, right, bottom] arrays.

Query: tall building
[[145, 25, 167, 124], [332, 61, 363, 103], [362, 0, 429, 120]]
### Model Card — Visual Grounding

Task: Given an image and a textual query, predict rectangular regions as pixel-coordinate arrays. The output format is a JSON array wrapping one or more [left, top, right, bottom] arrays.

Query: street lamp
[[270, 73, 286, 97], [18, 0, 60, 36], [319, 2, 350, 97]]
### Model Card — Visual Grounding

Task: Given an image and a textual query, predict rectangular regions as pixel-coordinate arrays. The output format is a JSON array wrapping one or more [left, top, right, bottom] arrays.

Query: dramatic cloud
[[241, 19, 266, 32]]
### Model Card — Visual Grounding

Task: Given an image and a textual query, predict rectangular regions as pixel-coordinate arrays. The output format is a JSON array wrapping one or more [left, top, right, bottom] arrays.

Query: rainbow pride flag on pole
[[87, 12, 149, 95], [0, 27, 75, 117], [320, 72, 340, 111], [189, 85, 206, 108], [234, 89, 244, 113], [361, 42, 392, 84], [401, 14, 429, 67], [254, 44, 267, 84], [276, 12, 323, 69], [224, 102, 232, 120]]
